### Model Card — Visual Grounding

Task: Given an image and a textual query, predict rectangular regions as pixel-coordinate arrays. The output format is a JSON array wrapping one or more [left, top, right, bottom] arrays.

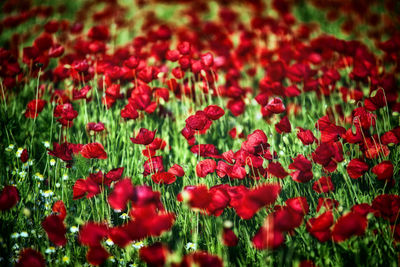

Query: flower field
[[0, 0, 400, 266]]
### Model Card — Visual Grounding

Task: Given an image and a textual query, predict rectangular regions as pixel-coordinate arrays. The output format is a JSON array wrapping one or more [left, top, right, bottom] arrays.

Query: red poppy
[[312, 142, 344, 172], [332, 212, 368, 242], [222, 227, 238, 246], [80, 142, 107, 159], [347, 158, 369, 179], [121, 103, 139, 120], [266, 97, 286, 114], [87, 122, 105, 132], [203, 105, 225, 120], [275, 116, 292, 134], [139, 243, 169, 267], [252, 216, 285, 250], [196, 159, 217, 177], [16, 248, 45, 267], [86, 245, 110, 266], [52, 200, 67, 220], [72, 177, 101, 200], [186, 112, 211, 131], [296, 127, 316, 145], [0, 185, 19, 210], [143, 156, 164, 176], [364, 89, 386, 111], [42, 214, 67, 246], [241, 129, 269, 155], [313, 176, 335, 193], [317, 197, 339, 212], [108, 178, 134, 211], [306, 211, 333, 242], [151, 172, 176, 184], [168, 164, 185, 177], [130, 128, 156, 145], [179, 185, 212, 210], [190, 144, 220, 158], [104, 167, 124, 186], [371, 160, 393, 181], [289, 155, 313, 183], [372, 194, 400, 223], [79, 222, 108, 246], [267, 162, 289, 179], [24, 99, 46, 118]]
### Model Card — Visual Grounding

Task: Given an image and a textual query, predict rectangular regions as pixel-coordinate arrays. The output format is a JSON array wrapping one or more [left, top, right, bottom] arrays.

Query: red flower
[[372, 194, 400, 223], [190, 144, 220, 158], [179, 185, 212, 210], [151, 172, 176, 185], [168, 164, 185, 177], [121, 103, 139, 120], [196, 159, 217, 177], [317, 197, 339, 212], [289, 155, 313, 183], [79, 222, 108, 246], [24, 99, 46, 118], [347, 158, 369, 179], [52, 200, 67, 220], [80, 142, 107, 159], [87, 122, 105, 132], [312, 142, 344, 172], [332, 212, 368, 242], [233, 184, 281, 219], [186, 112, 211, 131], [371, 160, 393, 181], [364, 89, 386, 111], [203, 105, 225, 120], [20, 149, 28, 163], [72, 177, 101, 200], [130, 128, 156, 145], [42, 214, 67, 246], [241, 129, 269, 155], [296, 127, 316, 145], [267, 162, 288, 179], [104, 167, 124, 186], [266, 97, 286, 114], [275, 116, 291, 134], [222, 227, 238, 246], [0, 185, 19, 210], [86, 245, 110, 266], [306, 211, 333, 242], [16, 248, 45, 267], [139, 243, 169, 267], [143, 156, 164, 176], [108, 178, 134, 211], [313, 176, 335, 193], [252, 216, 285, 250]]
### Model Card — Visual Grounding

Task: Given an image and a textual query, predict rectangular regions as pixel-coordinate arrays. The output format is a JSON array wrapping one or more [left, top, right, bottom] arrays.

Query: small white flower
[[62, 174, 68, 181], [129, 264, 138, 267], [16, 148, 23, 158], [279, 150, 285, 156], [70, 226, 79, 233], [34, 172, 44, 181], [105, 238, 114, 246], [31, 230, 36, 234], [41, 190, 54, 198], [5, 144, 15, 152], [185, 242, 197, 251], [27, 160, 34, 166], [55, 183, 61, 188], [45, 247, 56, 254], [49, 159, 56, 166], [19, 232, 28, 238], [12, 244, 19, 250], [119, 213, 129, 220], [18, 171, 27, 178], [11, 233, 19, 239], [108, 256, 115, 262], [43, 141, 50, 148], [132, 241, 144, 249]]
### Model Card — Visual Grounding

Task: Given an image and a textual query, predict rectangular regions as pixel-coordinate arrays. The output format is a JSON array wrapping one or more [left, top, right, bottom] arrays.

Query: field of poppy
[[0, 0, 400, 266]]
